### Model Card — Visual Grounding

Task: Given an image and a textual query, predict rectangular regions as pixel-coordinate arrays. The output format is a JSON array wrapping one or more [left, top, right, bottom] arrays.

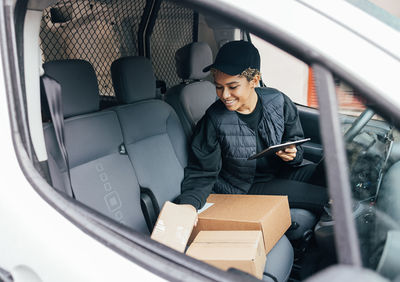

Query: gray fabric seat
[[42, 59, 148, 234], [111, 55, 293, 281], [265, 235, 294, 282], [111, 56, 188, 210], [165, 42, 217, 139]]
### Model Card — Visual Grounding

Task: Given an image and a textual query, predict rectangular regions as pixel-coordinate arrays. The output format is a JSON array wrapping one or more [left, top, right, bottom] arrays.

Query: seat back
[[43, 59, 148, 234], [165, 42, 217, 139], [377, 161, 400, 223], [111, 56, 187, 210]]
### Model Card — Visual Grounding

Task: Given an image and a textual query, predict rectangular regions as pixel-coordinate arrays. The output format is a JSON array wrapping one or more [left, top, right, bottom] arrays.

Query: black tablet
[[247, 138, 311, 160]]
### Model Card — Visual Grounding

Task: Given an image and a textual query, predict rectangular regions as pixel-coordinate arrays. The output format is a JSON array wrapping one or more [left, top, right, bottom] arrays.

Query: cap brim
[[204, 64, 243, 76]]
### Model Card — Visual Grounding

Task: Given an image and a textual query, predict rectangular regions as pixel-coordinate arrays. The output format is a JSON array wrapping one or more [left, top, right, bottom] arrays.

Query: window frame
[[5, 0, 400, 278]]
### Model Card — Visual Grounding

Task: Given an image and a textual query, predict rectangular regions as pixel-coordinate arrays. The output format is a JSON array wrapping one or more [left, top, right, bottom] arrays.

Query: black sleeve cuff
[[174, 194, 202, 210]]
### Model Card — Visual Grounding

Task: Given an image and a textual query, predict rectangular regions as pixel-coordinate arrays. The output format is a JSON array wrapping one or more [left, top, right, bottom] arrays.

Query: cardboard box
[[186, 230, 266, 279], [151, 201, 197, 253], [191, 194, 291, 254]]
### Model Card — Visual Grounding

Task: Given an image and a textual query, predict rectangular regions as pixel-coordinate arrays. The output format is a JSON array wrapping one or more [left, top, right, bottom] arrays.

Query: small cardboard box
[[151, 201, 197, 253], [186, 230, 266, 279], [191, 194, 291, 254]]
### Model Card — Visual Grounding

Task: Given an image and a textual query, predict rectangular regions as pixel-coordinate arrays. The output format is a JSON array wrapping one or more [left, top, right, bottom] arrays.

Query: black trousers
[[248, 163, 328, 214]]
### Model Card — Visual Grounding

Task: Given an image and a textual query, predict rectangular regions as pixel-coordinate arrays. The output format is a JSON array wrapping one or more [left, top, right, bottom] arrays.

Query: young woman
[[175, 41, 327, 213]]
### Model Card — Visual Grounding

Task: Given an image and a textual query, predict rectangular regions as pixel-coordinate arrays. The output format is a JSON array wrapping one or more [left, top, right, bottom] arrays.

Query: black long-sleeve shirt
[[175, 92, 304, 209]]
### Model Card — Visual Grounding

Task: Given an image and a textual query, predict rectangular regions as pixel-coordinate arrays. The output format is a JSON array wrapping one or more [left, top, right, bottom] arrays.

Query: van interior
[[14, 0, 400, 281]]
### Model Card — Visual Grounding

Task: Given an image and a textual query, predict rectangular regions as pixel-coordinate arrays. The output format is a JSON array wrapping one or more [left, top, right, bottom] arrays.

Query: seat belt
[[41, 74, 75, 198]]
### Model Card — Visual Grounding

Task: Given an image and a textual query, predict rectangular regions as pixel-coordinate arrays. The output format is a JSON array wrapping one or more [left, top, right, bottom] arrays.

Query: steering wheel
[[344, 108, 375, 142], [343, 108, 379, 201]]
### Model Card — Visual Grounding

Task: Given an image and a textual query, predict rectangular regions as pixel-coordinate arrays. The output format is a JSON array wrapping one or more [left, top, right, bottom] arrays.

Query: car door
[[3, 0, 400, 281]]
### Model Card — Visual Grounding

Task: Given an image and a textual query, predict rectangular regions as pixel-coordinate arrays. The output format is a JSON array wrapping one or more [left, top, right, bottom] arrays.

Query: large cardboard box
[[191, 194, 291, 254], [186, 230, 266, 279], [151, 201, 197, 253]]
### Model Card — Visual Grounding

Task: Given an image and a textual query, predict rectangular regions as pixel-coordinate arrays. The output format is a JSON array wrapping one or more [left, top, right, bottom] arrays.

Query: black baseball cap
[[203, 40, 260, 75]]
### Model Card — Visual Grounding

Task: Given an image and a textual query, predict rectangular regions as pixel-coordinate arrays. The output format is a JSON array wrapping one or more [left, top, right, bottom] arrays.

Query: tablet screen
[[247, 138, 311, 160]]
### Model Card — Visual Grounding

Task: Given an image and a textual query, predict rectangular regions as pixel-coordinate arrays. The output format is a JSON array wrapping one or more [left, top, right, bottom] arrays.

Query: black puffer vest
[[206, 87, 285, 194]]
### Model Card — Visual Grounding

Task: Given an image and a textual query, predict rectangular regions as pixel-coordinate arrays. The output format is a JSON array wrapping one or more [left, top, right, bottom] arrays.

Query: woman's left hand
[[276, 144, 297, 162]]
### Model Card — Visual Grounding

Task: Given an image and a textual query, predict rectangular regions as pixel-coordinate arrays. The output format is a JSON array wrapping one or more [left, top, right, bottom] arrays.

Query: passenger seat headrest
[[43, 60, 100, 118], [175, 42, 213, 80], [111, 56, 156, 104]]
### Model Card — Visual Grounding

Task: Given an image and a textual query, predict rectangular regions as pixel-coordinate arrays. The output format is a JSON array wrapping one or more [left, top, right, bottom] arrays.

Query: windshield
[[346, 0, 400, 31]]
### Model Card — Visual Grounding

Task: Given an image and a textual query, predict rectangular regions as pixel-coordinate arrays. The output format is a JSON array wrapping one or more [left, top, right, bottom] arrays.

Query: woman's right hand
[[276, 144, 297, 161]]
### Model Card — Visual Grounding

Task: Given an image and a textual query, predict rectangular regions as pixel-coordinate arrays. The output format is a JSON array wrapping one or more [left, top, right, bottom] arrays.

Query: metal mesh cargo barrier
[[151, 1, 194, 88], [40, 0, 195, 96], [40, 0, 146, 96]]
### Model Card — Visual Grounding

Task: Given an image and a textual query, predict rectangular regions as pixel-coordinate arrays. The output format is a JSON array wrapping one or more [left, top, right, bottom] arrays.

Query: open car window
[[251, 34, 309, 106]]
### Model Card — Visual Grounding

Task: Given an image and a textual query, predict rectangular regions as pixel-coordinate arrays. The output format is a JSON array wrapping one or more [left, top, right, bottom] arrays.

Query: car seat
[[42, 59, 148, 234], [165, 41, 217, 139]]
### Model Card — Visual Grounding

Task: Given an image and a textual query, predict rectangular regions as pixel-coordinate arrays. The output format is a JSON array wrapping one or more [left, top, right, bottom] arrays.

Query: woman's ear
[[250, 74, 261, 88]]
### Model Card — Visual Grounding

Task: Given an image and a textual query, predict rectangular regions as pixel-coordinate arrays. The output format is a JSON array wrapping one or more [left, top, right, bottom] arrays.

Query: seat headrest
[[43, 60, 100, 118], [111, 56, 156, 104], [175, 42, 213, 80]]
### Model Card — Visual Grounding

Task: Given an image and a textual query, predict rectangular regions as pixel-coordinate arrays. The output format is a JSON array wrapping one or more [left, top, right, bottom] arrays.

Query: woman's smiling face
[[213, 70, 259, 114]]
